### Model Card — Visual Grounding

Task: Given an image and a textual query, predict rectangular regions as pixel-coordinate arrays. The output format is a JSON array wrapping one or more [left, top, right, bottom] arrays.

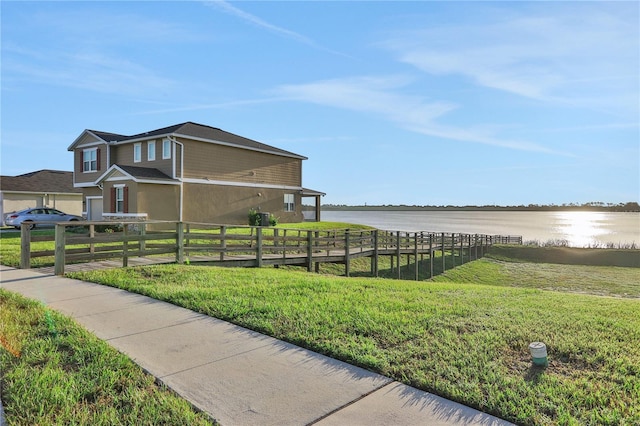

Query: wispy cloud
[[30, 9, 204, 46], [132, 97, 290, 115], [202, 0, 351, 57], [4, 44, 175, 96], [1, 7, 197, 97], [273, 75, 561, 154], [380, 4, 639, 115]]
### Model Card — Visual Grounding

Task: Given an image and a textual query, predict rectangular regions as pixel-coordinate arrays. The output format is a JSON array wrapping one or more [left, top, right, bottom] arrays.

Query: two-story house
[[68, 122, 324, 224]]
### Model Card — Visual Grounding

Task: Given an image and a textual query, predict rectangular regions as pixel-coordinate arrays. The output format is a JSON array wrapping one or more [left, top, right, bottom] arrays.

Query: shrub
[[248, 209, 261, 226], [248, 209, 277, 226]]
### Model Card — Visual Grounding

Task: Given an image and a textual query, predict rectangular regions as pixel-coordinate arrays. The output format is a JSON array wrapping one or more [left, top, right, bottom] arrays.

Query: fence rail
[[17, 221, 522, 278]]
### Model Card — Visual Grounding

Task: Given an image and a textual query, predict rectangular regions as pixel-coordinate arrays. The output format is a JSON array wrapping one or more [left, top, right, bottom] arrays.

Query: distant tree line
[[322, 202, 640, 212]]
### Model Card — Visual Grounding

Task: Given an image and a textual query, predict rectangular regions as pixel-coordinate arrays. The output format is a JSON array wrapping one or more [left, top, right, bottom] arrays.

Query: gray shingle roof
[[0, 170, 81, 193], [90, 130, 128, 142], [116, 165, 174, 181], [88, 122, 307, 160]]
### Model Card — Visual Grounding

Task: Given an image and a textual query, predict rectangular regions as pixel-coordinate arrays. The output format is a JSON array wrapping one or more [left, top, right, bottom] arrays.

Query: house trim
[[182, 177, 302, 191]]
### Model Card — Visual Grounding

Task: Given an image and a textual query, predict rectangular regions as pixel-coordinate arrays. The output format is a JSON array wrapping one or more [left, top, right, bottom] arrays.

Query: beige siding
[[180, 140, 301, 186], [112, 141, 174, 177], [112, 144, 132, 164], [46, 194, 82, 215], [74, 144, 108, 184], [183, 183, 302, 225], [137, 183, 179, 221]]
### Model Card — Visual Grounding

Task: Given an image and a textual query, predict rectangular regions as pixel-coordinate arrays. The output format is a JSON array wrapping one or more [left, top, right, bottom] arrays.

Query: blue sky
[[2, 1, 638, 206]]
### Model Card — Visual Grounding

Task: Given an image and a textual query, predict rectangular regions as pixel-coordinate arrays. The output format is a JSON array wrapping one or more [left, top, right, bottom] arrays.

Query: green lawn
[[0, 290, 216, 425], [3, 227, 639, 425], [433, 257, 640, 298], [0, 230, 56, 268], [66, 262, 640, 426]]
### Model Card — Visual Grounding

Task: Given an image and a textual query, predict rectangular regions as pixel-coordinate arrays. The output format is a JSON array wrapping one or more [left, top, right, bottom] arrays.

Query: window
[[162, 139, 171, 159], [284, 194, 295, 212], [112, 186, 128, 213], [115, 187, 124, 213], [134, 143, 142, 163], [83, 148, 98, 172], [148, 141, 156, 161]]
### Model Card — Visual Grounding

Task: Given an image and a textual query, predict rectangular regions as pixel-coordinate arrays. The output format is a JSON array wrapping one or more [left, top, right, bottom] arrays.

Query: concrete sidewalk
[[0, 266, 514, 426]]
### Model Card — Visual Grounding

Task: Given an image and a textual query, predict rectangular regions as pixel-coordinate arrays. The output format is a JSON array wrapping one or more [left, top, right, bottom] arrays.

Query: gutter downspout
[[167, 137, 184, 222]]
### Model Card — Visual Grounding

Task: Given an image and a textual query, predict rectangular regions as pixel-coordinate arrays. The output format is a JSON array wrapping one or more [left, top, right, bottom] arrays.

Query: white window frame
[[114, 185, 125, 213], [284, 193, 295, 212], [83, 148, 98, 172], [133, 143, 142, 163], [162, 139, 171, 159], [148, 140, 156, 161]]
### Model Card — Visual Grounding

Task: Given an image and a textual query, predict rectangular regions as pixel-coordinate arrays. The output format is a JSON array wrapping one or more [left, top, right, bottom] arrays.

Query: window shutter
[[111, 187, 116, 213], [97, 148, 101, 171], [79, 151, 83, 172], [123, 187, 129, 213]]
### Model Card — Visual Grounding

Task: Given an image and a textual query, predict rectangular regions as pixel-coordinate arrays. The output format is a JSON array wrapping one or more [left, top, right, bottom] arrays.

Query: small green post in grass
[[529, 342, 548, 367], [44, 309, 58, 338]]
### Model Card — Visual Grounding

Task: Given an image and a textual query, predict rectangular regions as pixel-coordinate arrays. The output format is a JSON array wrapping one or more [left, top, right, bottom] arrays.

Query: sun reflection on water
[[553, 212, 609, 247]]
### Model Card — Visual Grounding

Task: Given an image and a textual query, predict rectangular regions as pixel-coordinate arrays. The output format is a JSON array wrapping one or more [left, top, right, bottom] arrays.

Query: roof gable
[[67, 130, 113, 150], [95, 164, 176, 185]]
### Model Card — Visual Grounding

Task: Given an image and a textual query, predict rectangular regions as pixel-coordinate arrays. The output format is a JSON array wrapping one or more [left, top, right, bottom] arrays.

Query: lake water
[[322, 210, 640, 248]]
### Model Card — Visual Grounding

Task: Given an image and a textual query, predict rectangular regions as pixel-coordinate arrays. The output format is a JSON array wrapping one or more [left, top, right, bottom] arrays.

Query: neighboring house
[[68, 122, 324, 224], [0, 170, 83, 225]]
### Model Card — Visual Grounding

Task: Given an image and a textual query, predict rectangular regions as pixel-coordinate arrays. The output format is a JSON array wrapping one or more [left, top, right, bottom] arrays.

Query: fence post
[[282, 229, 287, 263], [414, 233, 419, 281], [176, 222, 184, 264], [441, 232, 446, 273], [429, 233, 434, 279], [139, 222, 146, 254], [473, 234, 478, 260], [344, 229, 350, 277], [315, 231, 320, 273], [307, 231, 313, 272], [396, 232, 401, 279], [89, 224, 95, 257], [256, 227, 263, 267], [220, 226, 226, 261], [54, 224, 66, 275], [373, 230, 379, 277], [122, 224, 129, 267], [451, 233, 456, 267], [20, 224, 31, 269]]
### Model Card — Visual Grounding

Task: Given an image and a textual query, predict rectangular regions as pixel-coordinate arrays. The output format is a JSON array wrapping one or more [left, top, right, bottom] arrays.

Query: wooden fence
[[17, 221, 522, 278]]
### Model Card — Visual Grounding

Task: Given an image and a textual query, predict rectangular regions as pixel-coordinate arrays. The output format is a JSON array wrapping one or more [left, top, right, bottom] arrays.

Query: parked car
[[4, 208, 83, 229]]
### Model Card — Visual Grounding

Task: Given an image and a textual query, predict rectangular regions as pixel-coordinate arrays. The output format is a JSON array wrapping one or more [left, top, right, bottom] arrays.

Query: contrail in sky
[[202, 0, 352, 58]]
